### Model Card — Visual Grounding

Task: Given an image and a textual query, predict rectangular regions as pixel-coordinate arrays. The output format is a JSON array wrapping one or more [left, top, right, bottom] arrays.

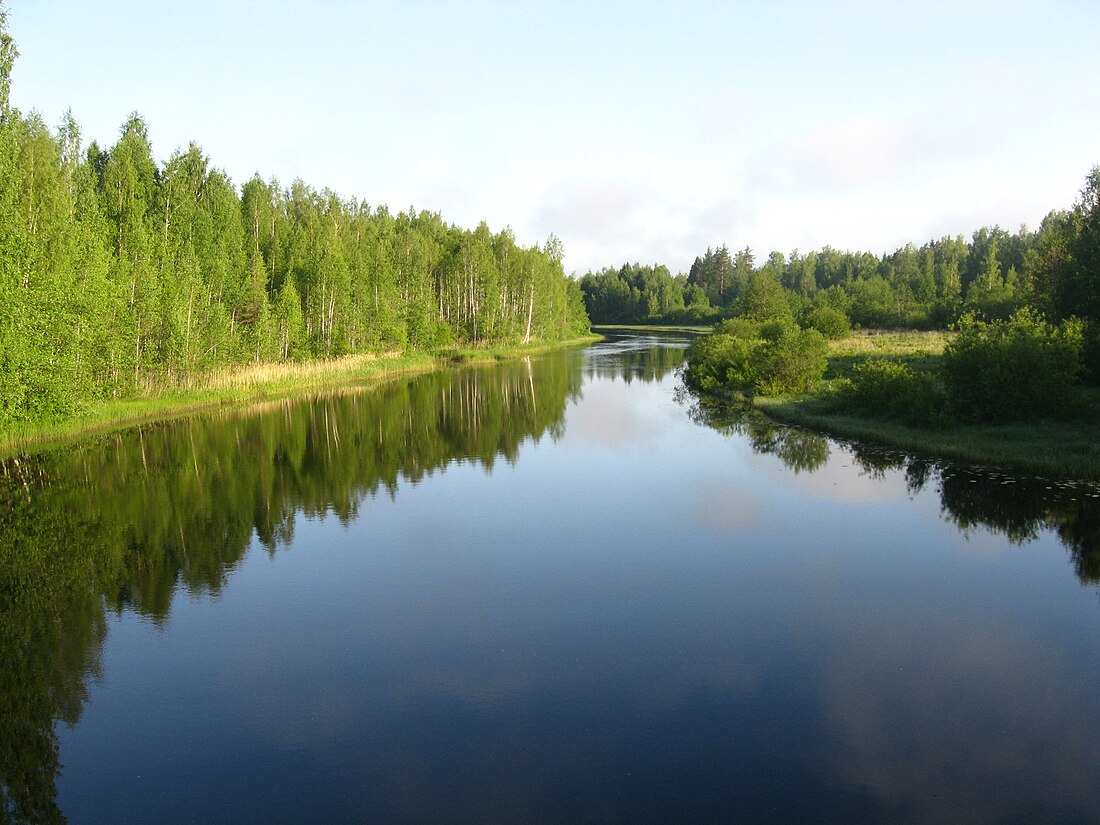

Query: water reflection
[[584, 330, 693, 384], [0, 356, 582, 823], [684, 394, 1100, 583], [5, 333, 1100, 824], [683, 395, 831, 473]]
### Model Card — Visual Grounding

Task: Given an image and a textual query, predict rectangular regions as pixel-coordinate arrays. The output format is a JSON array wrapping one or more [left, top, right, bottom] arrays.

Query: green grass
[[751, 329, 1100, 480], [0, 335, 599, 458], [823, 329, 950, 379]]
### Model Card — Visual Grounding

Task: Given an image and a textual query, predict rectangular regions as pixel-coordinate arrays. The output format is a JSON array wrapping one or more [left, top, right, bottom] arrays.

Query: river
[[2, 330, 1099, 824]]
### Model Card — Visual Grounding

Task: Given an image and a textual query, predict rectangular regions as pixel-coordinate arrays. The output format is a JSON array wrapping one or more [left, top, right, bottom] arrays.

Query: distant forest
[[0, 10, 589, 427], [580, 171, 1100, 344]]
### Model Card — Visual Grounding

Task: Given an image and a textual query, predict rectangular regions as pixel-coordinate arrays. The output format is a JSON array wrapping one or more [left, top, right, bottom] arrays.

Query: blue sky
[[7, 0, 1100, 275]]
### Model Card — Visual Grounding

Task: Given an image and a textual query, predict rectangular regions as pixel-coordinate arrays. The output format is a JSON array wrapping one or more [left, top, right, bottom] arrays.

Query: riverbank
[[0, 336, 600, 458], [756, 394, 1100, 480], [751, 330, 1100, 480]]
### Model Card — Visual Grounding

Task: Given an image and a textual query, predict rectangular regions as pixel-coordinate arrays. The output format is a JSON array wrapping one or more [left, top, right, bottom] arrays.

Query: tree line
[[667, 165, 1100, 428], [0, 9, 589, 428], [581, 168, 1100, 372]]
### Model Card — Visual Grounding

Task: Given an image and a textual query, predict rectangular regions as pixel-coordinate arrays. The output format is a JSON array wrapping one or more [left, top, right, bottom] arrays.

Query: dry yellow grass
[[1, 337, 598, 457], [194, 351, 408, 392], [1, 352, 435, 456]]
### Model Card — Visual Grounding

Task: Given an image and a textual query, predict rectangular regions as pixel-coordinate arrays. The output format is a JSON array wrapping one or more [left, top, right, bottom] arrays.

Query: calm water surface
[[3, 331, 1100, 824]]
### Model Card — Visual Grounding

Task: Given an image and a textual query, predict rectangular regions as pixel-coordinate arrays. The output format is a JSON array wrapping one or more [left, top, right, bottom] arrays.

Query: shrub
[[685, 323, 827, 397], [713, 318, 762, 339], [838, 358, 948, 426], [841, 359, 912, 414], [683, 332, 759, 394], [805, 305, 851, 339], [942, 309, 1083, 422], [752, 325, 828, 396], [759, 318, 793, 342], [1082, 320, 1100, 385]]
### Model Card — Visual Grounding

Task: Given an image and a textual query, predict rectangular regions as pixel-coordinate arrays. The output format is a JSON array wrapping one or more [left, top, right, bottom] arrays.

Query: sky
[[6, 0, 1100, 276]]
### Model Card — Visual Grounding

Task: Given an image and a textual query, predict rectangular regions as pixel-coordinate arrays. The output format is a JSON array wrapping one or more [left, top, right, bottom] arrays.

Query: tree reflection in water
[[682, 392, 1100, 584], [0, 356, 582, 824]]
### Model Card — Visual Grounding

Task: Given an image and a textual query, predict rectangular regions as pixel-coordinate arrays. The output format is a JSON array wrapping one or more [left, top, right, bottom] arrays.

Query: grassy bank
[[751, 330, 1100, 480], [757, 394, 1100, 480], [0, 335, 599, 457]]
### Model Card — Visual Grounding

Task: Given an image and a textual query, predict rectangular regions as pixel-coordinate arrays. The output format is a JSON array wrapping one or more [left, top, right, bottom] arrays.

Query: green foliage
[[682, 329, 760, 393], [686, 245, 753, 307], [836, 358, 947, 426], [579, 262, 693, 325], [942, 309, 1083, 422], [845, 275, 900, 327], [1081, 320, 1100, 384], [0, 2, 15, 120], [758, 318, 790, 342], [752, 324, 828, 396], [1060, 167, 1100, 326], [737, 270, 793, 322], [684, 320, 827, 397], [668, 168, 1097, 344], [805, 305, 850, 339], [0, 15, 590, 428], [713, 317, 762, 339]]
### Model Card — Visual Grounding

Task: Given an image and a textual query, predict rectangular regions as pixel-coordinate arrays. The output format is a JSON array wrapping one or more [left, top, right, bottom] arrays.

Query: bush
[[753, 325, 828, 396], [841, 359, 912, 413], [838, 358, 948, 426], [685, 322, 827, 398], [713, 318, 762, 339], [761, 318, 797, 343], [805, 305, 851, 339], [942, 309, 1083, 422], [683, 332, 760, 394], [1082, 320, 1100, 385]]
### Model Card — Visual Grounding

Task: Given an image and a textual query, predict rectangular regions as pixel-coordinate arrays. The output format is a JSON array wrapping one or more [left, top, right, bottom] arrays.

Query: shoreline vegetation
[[692, 329, 1100, 481], [0, 336, 599, 458], [587, 164, 1100, 484], [756, 394, 1100, 482], [0, 8, 593, 440]]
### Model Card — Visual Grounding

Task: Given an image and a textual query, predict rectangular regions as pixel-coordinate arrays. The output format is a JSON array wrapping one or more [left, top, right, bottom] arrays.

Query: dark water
[[2, 331, 1099, 824]]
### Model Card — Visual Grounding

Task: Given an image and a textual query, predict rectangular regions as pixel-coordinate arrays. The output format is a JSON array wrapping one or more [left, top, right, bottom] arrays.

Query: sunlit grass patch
[[829, 329, 952, 357], [824, 329, 951, 380], [0, 338, 597, 457]]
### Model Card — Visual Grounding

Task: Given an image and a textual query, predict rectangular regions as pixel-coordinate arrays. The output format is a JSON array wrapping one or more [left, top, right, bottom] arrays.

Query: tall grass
[[828, 329, 952, 357], [0, 337, 597, 457]]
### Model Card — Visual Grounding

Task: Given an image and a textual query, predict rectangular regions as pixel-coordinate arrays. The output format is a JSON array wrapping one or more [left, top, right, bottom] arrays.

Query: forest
[[580, 171, 1100, 366], [0, 9, 589, 430], [588, 164, 1100, 449]]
